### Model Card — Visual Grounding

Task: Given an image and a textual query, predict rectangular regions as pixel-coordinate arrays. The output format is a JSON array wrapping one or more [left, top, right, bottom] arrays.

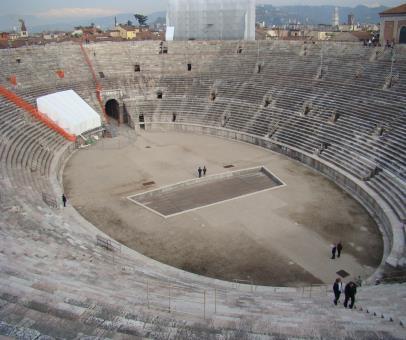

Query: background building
[[118, 25, 139, 40], [379, 4, 406, 44], [19, 19, 28, 38], [166, 0, 255, 41], [332, 7, 340, 28]]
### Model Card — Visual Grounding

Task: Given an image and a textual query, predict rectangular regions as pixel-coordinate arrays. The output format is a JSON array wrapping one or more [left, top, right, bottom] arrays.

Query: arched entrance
[[400, 26, 406, 44], [105, 99, 120, 121]]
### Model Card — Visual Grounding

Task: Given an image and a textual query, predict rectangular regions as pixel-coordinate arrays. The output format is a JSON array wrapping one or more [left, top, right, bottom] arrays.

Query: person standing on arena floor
[[337, 241, 343, 258], [331, 243, 337, 259], [344, 281, 357, 309], [203, 166, 207, 176], [333, 277, 342, 305], [198, 166, 202, 178], [62, 194, 67, 207]]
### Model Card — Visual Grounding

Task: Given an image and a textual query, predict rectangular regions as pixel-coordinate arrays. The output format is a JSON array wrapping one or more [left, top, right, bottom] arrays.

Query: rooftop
[[119, 25, 138, 32], [379, 4, 406, 16]]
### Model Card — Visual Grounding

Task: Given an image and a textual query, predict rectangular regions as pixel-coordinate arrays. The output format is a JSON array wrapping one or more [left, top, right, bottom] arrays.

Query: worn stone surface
[[0, 40, 405, 340]]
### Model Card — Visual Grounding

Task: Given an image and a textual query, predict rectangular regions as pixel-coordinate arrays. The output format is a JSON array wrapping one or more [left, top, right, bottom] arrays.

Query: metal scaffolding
[[167, 0, 255, 41]]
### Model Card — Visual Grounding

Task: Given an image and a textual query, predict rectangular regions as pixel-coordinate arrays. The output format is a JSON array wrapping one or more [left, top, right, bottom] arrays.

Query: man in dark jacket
[[344, 281, 357, 309], [62, 194, 67, 207], [331, 243, 337, 259], [333, 277, 342, 305], [337, 241, 343, 258]]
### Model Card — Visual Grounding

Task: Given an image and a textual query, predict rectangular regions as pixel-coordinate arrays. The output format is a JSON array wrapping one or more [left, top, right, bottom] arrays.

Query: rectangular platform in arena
[[127, 166, 285, 218]]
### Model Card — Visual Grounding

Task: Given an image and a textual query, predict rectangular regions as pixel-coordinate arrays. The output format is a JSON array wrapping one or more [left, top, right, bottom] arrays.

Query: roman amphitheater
[[0, 40, 405, 339]]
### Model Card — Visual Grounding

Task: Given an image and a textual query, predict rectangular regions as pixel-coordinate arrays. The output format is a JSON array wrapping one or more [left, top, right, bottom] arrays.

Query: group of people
[[331, 239, 360, 309], [197, 166, 207, 178], [331, 241, 343, 259], [363, 38, 395, 49], [333, 278, 358, 309], [363, 36, 380, 48]]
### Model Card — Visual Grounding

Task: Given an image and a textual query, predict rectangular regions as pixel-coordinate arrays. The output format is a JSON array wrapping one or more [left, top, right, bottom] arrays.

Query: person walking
[[344, 281, 357, 309], [333, 278, 342, 305], [331, 243, 337, 259], [337, 241, 343, 258], [62, 194, 67, 207], [198, 167, 202, 178], [203, 166, 207, 176]]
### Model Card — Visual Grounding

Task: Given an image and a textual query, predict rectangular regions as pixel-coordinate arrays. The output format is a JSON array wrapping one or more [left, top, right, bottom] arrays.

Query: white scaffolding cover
[[36, 90, 101, 136], [167, 0, 255, 41]]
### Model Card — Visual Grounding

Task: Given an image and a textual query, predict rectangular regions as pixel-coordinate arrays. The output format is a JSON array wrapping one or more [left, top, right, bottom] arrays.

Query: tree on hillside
[[134, 14, 148, 26]]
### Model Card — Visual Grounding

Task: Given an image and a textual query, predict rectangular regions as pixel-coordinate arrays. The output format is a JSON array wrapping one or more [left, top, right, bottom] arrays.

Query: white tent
[[166, 26, 175, 41], [36, 90, 102, 136]]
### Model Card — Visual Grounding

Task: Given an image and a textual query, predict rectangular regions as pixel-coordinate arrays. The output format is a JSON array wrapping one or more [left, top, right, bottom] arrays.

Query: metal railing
[[301, 284, 329, 298], [232, 278, 257, 292], [95, 235, 121, 264], [143, 281, 223, 319], [97, 244, 337, 318], [377, 271, 406, 285], [42, 192, 58, 209]]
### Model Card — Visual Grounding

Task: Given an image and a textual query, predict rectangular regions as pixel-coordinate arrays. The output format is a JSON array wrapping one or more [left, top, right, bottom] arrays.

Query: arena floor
[[63, 129, 383, 286]]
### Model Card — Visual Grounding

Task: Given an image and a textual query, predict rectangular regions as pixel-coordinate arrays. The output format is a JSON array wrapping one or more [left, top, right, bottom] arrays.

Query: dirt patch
[[177, 230, 321, 286], [285, 178, 383, 267], [64, 130, 383, 286]]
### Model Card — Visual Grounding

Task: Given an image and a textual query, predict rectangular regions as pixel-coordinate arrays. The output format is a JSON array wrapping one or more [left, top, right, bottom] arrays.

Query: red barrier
[[8, 75, 17, 86], [79, 43, 108, 123], [56, 70, 65, 78], [0, 85, 76, 142]]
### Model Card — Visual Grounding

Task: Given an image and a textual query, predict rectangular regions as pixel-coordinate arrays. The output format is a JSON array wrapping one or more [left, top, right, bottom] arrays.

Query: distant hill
[[256, 5, 387, 26], [147, 11, 166, 25], [0, 5, 386, 33], [0, 11, 166, 33]]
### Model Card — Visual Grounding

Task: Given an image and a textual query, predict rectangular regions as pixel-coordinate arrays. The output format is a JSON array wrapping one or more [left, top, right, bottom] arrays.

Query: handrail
[[110, 249, 333, 318], [378, 272, 406, 284], [0, 85, 76, 142], [79, 43, 109, 124], [232, 278, 257, 292]]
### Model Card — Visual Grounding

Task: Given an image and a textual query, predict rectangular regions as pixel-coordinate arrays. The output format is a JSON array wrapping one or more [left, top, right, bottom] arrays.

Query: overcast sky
[[1, 0, 403, 16]]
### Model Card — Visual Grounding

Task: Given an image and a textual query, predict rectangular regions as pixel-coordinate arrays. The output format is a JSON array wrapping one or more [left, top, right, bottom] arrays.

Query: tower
[[19, 19, 28, 38], [348, 14, 355, 26], [332, 7, 339, 27]]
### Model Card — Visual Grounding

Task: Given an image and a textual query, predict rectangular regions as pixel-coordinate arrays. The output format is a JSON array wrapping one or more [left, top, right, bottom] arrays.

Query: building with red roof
[[379, 4, 406, 44]]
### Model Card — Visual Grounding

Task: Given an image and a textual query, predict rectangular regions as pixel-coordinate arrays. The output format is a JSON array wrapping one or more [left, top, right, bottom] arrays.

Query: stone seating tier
[[0, 176, 405, 338], [0, 40, 405, 338]]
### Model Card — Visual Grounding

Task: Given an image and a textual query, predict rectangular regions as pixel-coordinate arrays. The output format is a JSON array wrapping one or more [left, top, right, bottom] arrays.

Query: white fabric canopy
[[36, 90, 101, 136], [166, 26, 175, 41]]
